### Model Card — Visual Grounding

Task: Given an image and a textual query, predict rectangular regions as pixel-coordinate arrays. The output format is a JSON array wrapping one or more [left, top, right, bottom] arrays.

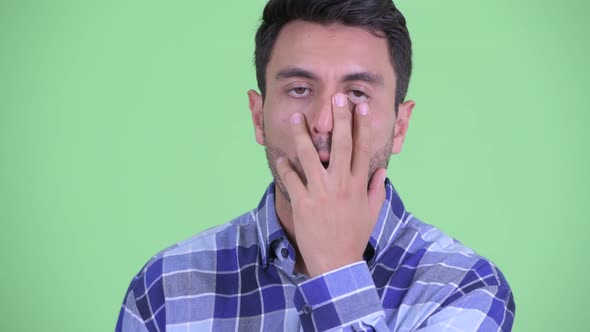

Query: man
[[116, 0, 515, 331]]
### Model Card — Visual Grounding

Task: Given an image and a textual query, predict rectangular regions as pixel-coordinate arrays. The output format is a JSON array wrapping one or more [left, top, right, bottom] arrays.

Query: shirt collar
[[254, 178, 408, 269]]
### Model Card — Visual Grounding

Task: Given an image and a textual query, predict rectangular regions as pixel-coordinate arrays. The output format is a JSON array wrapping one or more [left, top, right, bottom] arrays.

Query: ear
[[247, 89, 265, 146], [391, 100, 415, 154]]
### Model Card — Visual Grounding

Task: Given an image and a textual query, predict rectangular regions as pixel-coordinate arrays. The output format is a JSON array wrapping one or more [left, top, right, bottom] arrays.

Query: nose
[[310, 95, 333, 135]]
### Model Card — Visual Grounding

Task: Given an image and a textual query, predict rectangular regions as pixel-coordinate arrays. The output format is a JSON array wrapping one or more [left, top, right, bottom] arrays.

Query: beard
[[263, 130, 393, 203]]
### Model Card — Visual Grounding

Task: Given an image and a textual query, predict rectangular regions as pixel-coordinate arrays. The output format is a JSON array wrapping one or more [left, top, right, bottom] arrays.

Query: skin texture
[[248, 21, 415, 277]]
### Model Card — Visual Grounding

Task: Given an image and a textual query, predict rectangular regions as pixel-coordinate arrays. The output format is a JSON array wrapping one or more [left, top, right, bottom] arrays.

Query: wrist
[[306, 256, 362, 278]]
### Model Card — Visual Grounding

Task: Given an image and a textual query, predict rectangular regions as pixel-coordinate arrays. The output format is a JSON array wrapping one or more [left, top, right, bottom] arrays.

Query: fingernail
[[290, 113, 302, 125], [358, 103, 369, 115], [334, 94, 346, 107]]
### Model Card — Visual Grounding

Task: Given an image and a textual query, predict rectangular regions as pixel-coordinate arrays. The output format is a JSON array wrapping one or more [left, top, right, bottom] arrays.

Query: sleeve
[[115, 257, 167, 332], [415, 285, 515, 331], [292, 258, 515, 332], [415, 261, 516, 332], [115, 286, 150, 332], [293, 261, 390, 331]]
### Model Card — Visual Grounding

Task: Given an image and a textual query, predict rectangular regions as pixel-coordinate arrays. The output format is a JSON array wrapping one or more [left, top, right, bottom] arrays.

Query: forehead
[[267, 20, 396, 83]]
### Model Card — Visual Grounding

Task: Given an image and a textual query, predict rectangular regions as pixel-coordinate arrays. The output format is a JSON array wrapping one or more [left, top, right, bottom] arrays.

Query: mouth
[[318, 150, 330, 169]]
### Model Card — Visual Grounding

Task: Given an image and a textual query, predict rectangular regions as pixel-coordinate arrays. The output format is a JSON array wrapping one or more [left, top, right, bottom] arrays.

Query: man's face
[[248, 21, 414, 201]]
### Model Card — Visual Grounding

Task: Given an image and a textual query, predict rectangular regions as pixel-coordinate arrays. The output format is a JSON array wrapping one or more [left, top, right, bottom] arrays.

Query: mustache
[[313, 136, 331, 152]]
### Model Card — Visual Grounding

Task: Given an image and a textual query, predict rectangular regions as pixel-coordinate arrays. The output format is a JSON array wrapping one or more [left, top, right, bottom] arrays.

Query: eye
[[288, 87, 312, 98], [347, 90, 368, 104]]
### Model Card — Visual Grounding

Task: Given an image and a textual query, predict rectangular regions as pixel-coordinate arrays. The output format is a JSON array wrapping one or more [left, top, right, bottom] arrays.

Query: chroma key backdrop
[[1, 0, 588, 331]]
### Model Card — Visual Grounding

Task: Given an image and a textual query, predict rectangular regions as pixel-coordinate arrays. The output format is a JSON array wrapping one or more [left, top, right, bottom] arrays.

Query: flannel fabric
[[116, 179, 515, 331]]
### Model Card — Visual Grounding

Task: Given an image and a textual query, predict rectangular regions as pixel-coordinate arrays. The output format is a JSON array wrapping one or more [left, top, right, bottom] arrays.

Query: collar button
[[280, 248, 289, 259]]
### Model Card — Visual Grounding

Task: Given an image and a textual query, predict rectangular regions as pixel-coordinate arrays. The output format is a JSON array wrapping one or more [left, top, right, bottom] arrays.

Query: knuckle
[[334, 108, 351, 121], [339, 139, 353, 152], [299, 197, 315, 210], [337, 182, 352, 198], [356, 113, 370, 128], [355, 140, 371, 154]]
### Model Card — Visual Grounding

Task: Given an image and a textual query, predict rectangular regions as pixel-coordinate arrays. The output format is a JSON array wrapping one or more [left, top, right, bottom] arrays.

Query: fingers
[[330, 94, 353, 173], [290, 112, 322, 185], [351, 103, 371, 177], [276, 157, 306, 199]]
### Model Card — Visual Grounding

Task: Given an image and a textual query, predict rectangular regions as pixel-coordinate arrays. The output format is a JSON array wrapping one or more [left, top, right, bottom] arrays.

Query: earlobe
[[247, 90, 265, 146], [391, 100, 416, 154]]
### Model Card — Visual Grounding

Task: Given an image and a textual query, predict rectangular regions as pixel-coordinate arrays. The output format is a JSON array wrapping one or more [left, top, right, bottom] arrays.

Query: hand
[[276, 93, 387, 278]]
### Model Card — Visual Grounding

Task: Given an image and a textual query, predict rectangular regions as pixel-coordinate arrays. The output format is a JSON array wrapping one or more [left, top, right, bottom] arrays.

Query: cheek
[[262, 102, 307, 153], [265, 110, 293, 135], [368, 111, 396, 147], [265, 98, 314, 130]]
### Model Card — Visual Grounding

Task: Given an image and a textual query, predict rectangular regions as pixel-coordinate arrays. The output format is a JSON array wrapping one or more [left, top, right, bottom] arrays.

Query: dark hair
[[254, 0, 412, 112]]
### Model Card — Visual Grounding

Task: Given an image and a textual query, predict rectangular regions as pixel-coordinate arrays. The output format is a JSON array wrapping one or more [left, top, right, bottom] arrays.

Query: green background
[[1, 0, 588, 331]]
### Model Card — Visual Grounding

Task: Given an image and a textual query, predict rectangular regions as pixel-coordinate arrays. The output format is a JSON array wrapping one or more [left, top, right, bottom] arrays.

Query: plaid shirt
[[116, 179, 515, 331]]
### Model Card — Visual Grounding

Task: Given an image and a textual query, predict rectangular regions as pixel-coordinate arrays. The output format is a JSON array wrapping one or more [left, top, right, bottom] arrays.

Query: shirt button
[[302, 304, 312, 315], [280, 248, 289, 259]]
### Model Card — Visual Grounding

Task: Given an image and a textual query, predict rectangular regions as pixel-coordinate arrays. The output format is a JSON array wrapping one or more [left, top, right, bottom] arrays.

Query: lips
[[318, 149, 330, 169]]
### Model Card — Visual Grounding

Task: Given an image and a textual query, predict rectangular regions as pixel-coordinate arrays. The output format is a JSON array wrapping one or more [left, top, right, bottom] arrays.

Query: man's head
[[255, 0, 412, 111], [247, 0, 415, 201]]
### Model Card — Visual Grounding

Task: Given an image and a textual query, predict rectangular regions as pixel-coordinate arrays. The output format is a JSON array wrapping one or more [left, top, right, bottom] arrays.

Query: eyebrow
[[275, 67, 384, 87], [275, 67, 319, 81], [342, 72, 384, 87]]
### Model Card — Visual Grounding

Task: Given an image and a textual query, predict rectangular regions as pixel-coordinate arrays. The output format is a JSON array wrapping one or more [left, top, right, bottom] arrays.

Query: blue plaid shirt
[[116, 179, 515, 331]]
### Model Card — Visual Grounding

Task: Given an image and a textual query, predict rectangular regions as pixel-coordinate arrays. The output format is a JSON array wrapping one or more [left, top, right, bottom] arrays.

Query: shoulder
[[137, 209, 259, 280], [401, 215, 510, 288], [384, 215, 515, 329], [116, 210, 261, 330], [124, 209, 261, 299]]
